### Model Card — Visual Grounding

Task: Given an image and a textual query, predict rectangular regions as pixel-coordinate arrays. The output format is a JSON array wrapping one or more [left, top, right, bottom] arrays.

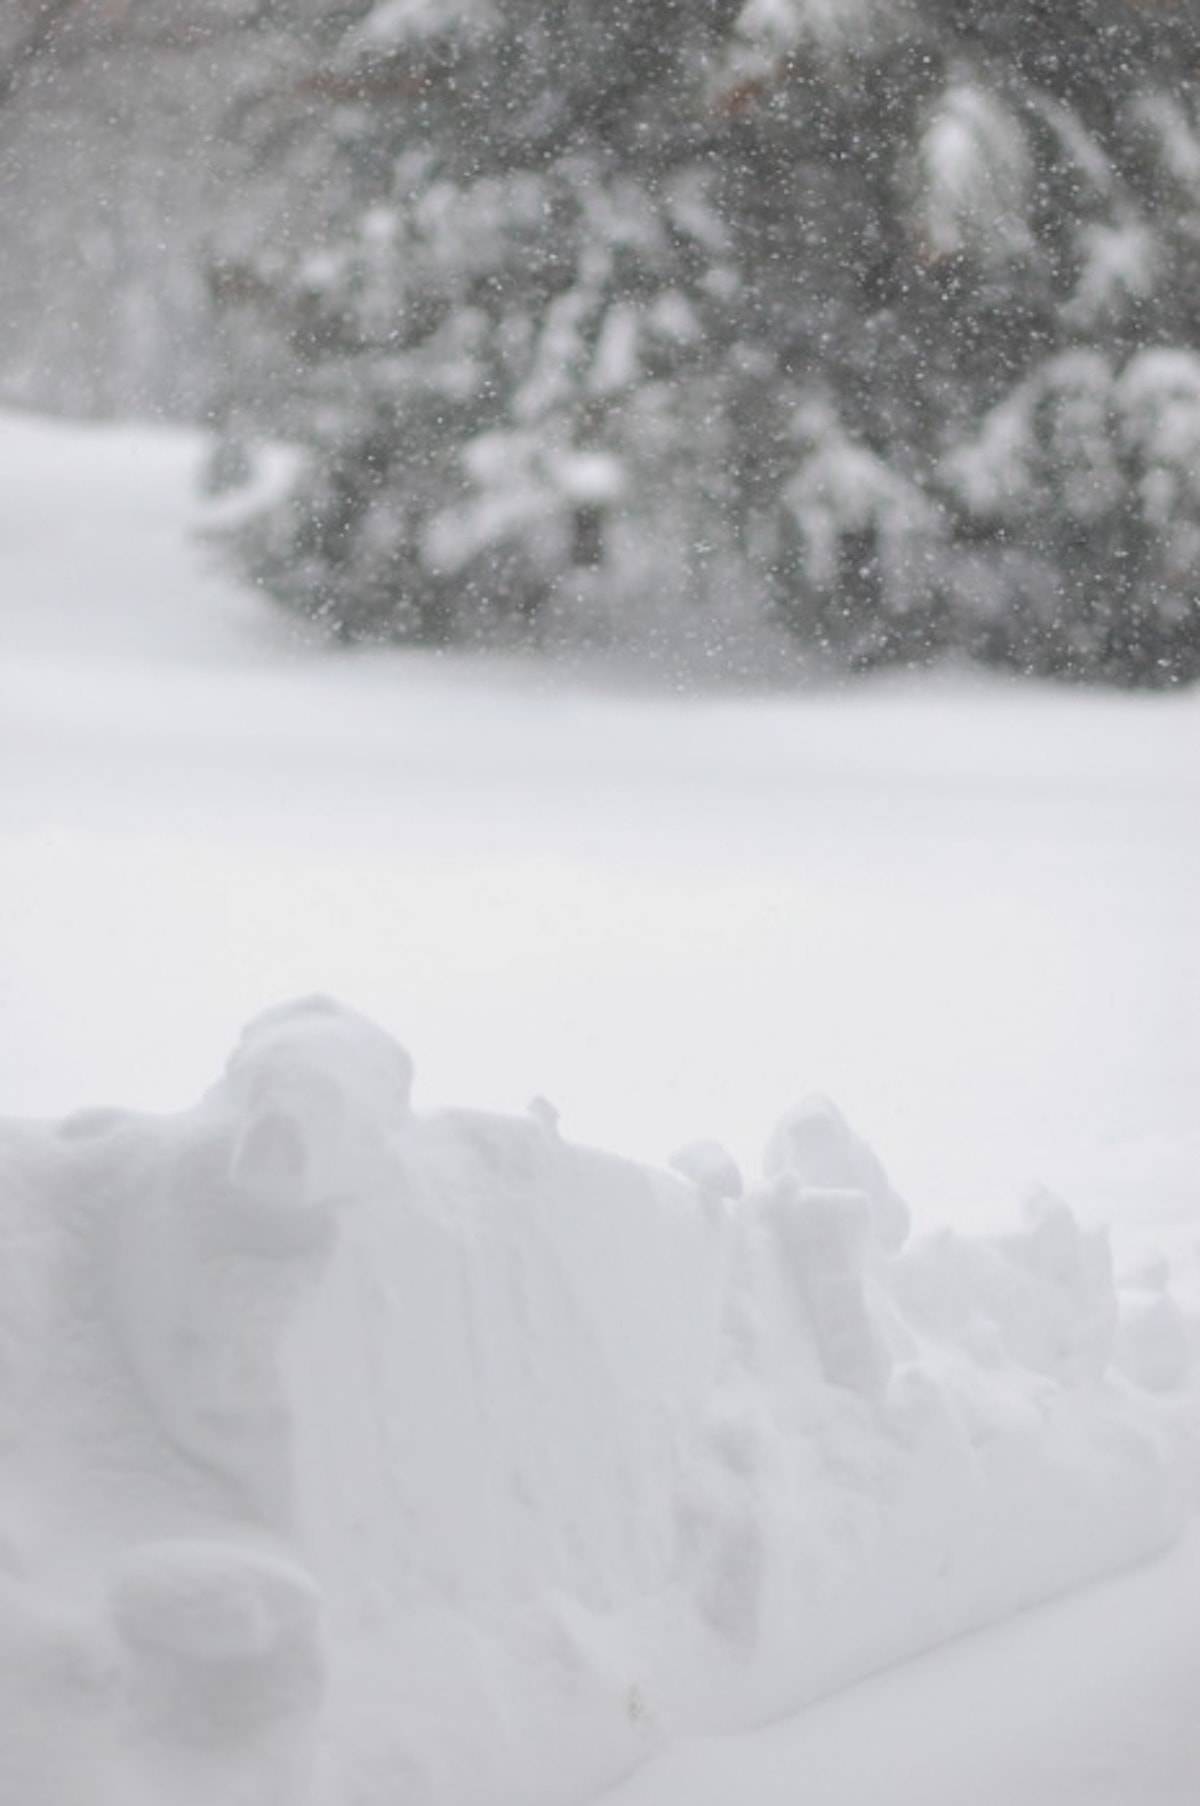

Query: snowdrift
[[1, 997, 1196, 1805]]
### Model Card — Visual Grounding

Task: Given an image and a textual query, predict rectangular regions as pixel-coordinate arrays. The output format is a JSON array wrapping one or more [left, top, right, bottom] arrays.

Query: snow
[[916, 80, 1033, 264], [1132, 93, 1200, 193], [1, 409, 1199, 1802], [599, 1527, 1200, 1806], [1066, 219, 1157, 328], [2, 992, 1196, 1803], [785, 393, 935, 596], [946, 343, 1200, 577], [4, 411, 1196, 1237], [354, 0, 495, 52], [1118, 348, 1200, 524], [736, 0, 888, 58]]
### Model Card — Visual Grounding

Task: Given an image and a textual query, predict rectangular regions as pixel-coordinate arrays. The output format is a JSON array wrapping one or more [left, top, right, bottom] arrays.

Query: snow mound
[[1, 998, 1196, 1804]]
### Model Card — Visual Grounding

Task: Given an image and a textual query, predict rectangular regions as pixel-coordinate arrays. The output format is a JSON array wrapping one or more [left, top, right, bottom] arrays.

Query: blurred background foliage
[[3, 0, 1200, 684]]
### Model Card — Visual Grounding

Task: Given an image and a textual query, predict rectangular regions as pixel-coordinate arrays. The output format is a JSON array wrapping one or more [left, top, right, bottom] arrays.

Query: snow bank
[[1, 998, 1196, 1805]]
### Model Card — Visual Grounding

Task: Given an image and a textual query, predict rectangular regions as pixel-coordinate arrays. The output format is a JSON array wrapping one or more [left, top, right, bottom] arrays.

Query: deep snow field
[[3, 412, 1198, 1228], [2, 409, 1199, 1805]]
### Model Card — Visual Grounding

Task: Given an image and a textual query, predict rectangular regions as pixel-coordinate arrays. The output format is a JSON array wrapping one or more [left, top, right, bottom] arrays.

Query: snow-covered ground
[[3, 411, 1197, 1230], [2, 410, 1199, 1804], [602, 1526, 1200, 1806]]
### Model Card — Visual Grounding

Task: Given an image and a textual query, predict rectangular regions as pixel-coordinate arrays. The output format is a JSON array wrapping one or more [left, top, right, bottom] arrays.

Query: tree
[[12, 0, 1196, 683]]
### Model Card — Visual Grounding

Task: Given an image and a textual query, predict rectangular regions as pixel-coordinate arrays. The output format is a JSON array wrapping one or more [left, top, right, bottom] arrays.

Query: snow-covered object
[[764, 1094, 909, 1251], [0, 999, 407, 1802], [527, 1095, 562, 1139], [783, 392, 937, 617], [1117, 1293, 1192, 1395], [1, 999, 1196, 1806], [108, 1539, 325, 1805], [352, 0, 494, 53], [221, 992, 414, 1213], [894, 1189, 1118, 1387], [1117, 347, 1200, 525], [946, 348, 1125, 523], [761, 1180, 892, 1396], [735, 0, 896, 60], [915, 80, 1033, 265], [1065, 218, 1157, 328], [1132, 92, 1200, 192], [1115, 1258, 1193, 1395], [948, 343, 1200, 545], [669, 1139, 744, 1200]]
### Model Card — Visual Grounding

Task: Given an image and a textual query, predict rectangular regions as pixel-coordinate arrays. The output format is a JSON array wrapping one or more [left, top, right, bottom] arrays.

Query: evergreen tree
[[213, 0, 1200, 683]]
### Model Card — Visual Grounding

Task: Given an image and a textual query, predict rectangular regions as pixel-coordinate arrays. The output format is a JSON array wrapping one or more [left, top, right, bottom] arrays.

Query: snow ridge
[[1, 998, 1195, 1804]]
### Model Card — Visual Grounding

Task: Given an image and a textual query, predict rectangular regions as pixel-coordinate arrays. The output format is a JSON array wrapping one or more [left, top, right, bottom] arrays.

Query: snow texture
[[916, 80, 1033, 264], [1, 410, 1198, 1801], [2, 998, 1196, 1805]]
